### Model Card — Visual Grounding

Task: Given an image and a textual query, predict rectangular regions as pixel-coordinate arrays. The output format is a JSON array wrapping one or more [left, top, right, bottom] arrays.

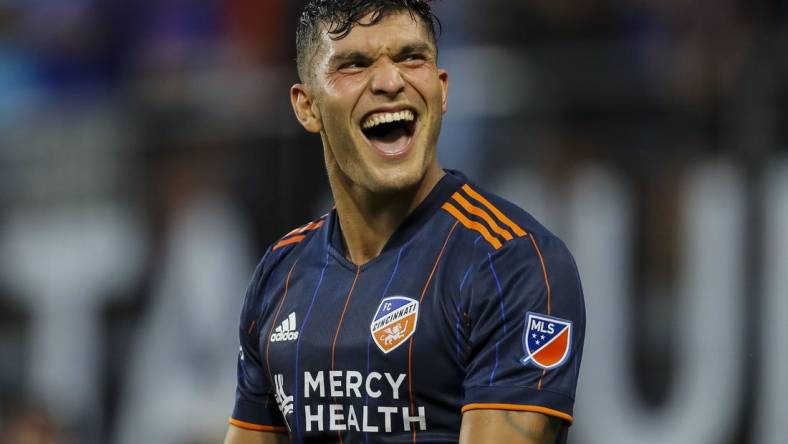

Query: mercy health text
[[294, 370, 427, 433]]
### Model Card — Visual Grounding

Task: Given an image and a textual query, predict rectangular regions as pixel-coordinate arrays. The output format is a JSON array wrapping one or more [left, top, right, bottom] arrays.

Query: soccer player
[[224, 1, 585, 443]]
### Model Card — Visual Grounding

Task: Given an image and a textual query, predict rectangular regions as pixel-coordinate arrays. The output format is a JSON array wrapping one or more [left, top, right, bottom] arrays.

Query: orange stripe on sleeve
[[273, 235, 305, 250], [441, 203, 503, 249], [451, 192, 514, 241], [228, 418, 289, 433], [284, 223, 307, 237], [462, 184, 527, 237], [460, 403, 574, 424], [284, 219, 325, 238], [298, 219, 325, 233], [276, 219, 325, 250], [284, 227, 301, 237]]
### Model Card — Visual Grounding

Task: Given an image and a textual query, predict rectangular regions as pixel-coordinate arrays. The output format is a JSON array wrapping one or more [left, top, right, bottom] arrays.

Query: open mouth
[[360, 110, 417, 157]]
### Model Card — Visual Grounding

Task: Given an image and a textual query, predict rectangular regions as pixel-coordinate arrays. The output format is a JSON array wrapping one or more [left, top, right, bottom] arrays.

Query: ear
[[438, 69, 449, 114], [290, 83, 322, 133]]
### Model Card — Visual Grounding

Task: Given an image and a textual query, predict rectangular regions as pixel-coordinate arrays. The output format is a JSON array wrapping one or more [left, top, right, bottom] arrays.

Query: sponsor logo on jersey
[[521, 312, 572, 370], [270, 312, 300, 342], [370, 296, 419, 353], [273, 373, 294, 431], [303, 370, 427, 432]]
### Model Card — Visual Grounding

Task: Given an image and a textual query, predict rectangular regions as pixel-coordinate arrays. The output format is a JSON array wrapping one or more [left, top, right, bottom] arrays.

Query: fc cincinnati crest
[[521, 312, 572, 370], [370, 296, 419, 354]]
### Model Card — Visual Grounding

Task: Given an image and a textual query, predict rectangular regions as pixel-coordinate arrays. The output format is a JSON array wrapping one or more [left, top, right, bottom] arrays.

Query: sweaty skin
[[225, 11, 562, 444]]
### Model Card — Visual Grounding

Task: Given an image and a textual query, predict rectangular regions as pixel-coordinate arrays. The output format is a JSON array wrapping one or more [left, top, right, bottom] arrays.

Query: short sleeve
[[462, 234, 585, 424], [230, 255, 288, 433]]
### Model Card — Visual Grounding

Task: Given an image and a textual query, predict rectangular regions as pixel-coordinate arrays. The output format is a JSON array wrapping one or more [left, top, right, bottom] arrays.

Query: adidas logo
[[270, 312, 300, 342]]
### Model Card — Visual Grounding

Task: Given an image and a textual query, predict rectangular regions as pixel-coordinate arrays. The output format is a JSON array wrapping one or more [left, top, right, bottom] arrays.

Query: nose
[[370, 59, 405, 98]]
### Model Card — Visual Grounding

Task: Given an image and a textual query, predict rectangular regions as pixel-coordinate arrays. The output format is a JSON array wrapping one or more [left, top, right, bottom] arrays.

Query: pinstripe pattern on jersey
[[443, 184, 558, 391], [364, 247, 405, 444], [265, 258, 300, 387], [527, 234, 553, 391], [487, 253, 507, 386], [407, 221, 459, 443], [292, 250, 331, 441], [331, 265, 362, 444]]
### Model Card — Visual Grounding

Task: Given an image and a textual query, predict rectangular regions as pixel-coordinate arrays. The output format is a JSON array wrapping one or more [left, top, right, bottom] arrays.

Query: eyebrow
[[397, 42, 433, 56], [329, 50, 371, 67], [328, 41, 435, 66]]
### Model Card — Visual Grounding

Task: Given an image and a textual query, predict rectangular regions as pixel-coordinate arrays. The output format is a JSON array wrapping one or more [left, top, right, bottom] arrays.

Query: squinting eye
[[402, 54, 426, 63], [339, 62, 365, 72]]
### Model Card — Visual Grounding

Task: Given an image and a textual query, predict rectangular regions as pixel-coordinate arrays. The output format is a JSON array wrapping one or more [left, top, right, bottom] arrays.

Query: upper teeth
[[362, 110, 415, 130]]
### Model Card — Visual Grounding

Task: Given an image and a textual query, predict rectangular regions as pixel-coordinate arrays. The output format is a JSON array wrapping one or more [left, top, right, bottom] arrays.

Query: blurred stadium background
[[0, 0, 787, 443]]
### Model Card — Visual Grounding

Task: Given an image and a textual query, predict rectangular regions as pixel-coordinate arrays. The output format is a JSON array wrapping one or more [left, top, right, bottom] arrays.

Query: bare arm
[[223, 424, 289, 444], [459, 410, 562, 444]]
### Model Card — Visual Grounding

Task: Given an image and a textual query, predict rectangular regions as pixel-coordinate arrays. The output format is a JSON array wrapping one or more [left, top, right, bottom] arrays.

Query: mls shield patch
[[371, 296, 419, 354], [521, 312, 572, 370]]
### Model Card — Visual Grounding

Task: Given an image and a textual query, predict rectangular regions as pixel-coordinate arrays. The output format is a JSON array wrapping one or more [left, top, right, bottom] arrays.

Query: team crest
[[521, 312, 572, 370], [370, 296, 419, 354]]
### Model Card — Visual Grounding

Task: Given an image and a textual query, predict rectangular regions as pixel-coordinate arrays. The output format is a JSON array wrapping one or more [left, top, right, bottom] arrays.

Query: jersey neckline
[[323, 170, 466, 270]]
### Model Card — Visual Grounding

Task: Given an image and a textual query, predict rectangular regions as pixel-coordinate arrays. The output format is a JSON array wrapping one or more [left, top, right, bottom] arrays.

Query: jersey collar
[[325, 169, 466, 261]]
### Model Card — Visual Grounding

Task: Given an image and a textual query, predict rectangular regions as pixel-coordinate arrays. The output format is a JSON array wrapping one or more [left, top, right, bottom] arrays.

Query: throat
[[337, 201, 411, 266], [327, 161, 445, 266]]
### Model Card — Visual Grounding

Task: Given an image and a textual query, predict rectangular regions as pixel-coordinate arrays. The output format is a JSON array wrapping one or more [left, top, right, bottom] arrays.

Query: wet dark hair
[[296, 0, 441, 81]]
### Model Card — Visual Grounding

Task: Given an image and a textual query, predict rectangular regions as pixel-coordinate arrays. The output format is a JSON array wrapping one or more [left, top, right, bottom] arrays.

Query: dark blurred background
[[0, 1, 786, 443]]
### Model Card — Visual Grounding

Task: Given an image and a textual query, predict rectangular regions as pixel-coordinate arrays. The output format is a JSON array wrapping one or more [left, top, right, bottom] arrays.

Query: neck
[[330, 164, 444, 265]]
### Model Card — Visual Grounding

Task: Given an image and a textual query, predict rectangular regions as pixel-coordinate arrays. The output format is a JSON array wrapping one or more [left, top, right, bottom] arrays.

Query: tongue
[[369, 126, 409, 155]]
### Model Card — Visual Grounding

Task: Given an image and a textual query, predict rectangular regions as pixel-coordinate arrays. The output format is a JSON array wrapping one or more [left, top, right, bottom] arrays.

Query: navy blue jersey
[[230, 170, 585, 443]]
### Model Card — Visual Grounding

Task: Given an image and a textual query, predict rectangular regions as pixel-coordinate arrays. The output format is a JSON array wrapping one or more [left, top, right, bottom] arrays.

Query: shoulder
[[441, 177, 568, 257], [266, 213, 329, 263], [271, 214, 328, 253], [242, 214, 329, 307], [476, 183, 578, 285], [442, 177, 581, 293], [443, 179, 584, 322], [438, 175, 578, 285]]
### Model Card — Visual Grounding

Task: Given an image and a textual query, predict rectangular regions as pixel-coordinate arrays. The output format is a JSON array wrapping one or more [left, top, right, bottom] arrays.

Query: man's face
[[295, 11, 448, 194]]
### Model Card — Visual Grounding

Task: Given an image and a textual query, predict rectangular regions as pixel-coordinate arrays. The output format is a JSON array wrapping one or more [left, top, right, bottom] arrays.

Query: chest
[[252, 220, 479, 438], [263, 257, 464, 375], [257, 255, 469, 438]]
